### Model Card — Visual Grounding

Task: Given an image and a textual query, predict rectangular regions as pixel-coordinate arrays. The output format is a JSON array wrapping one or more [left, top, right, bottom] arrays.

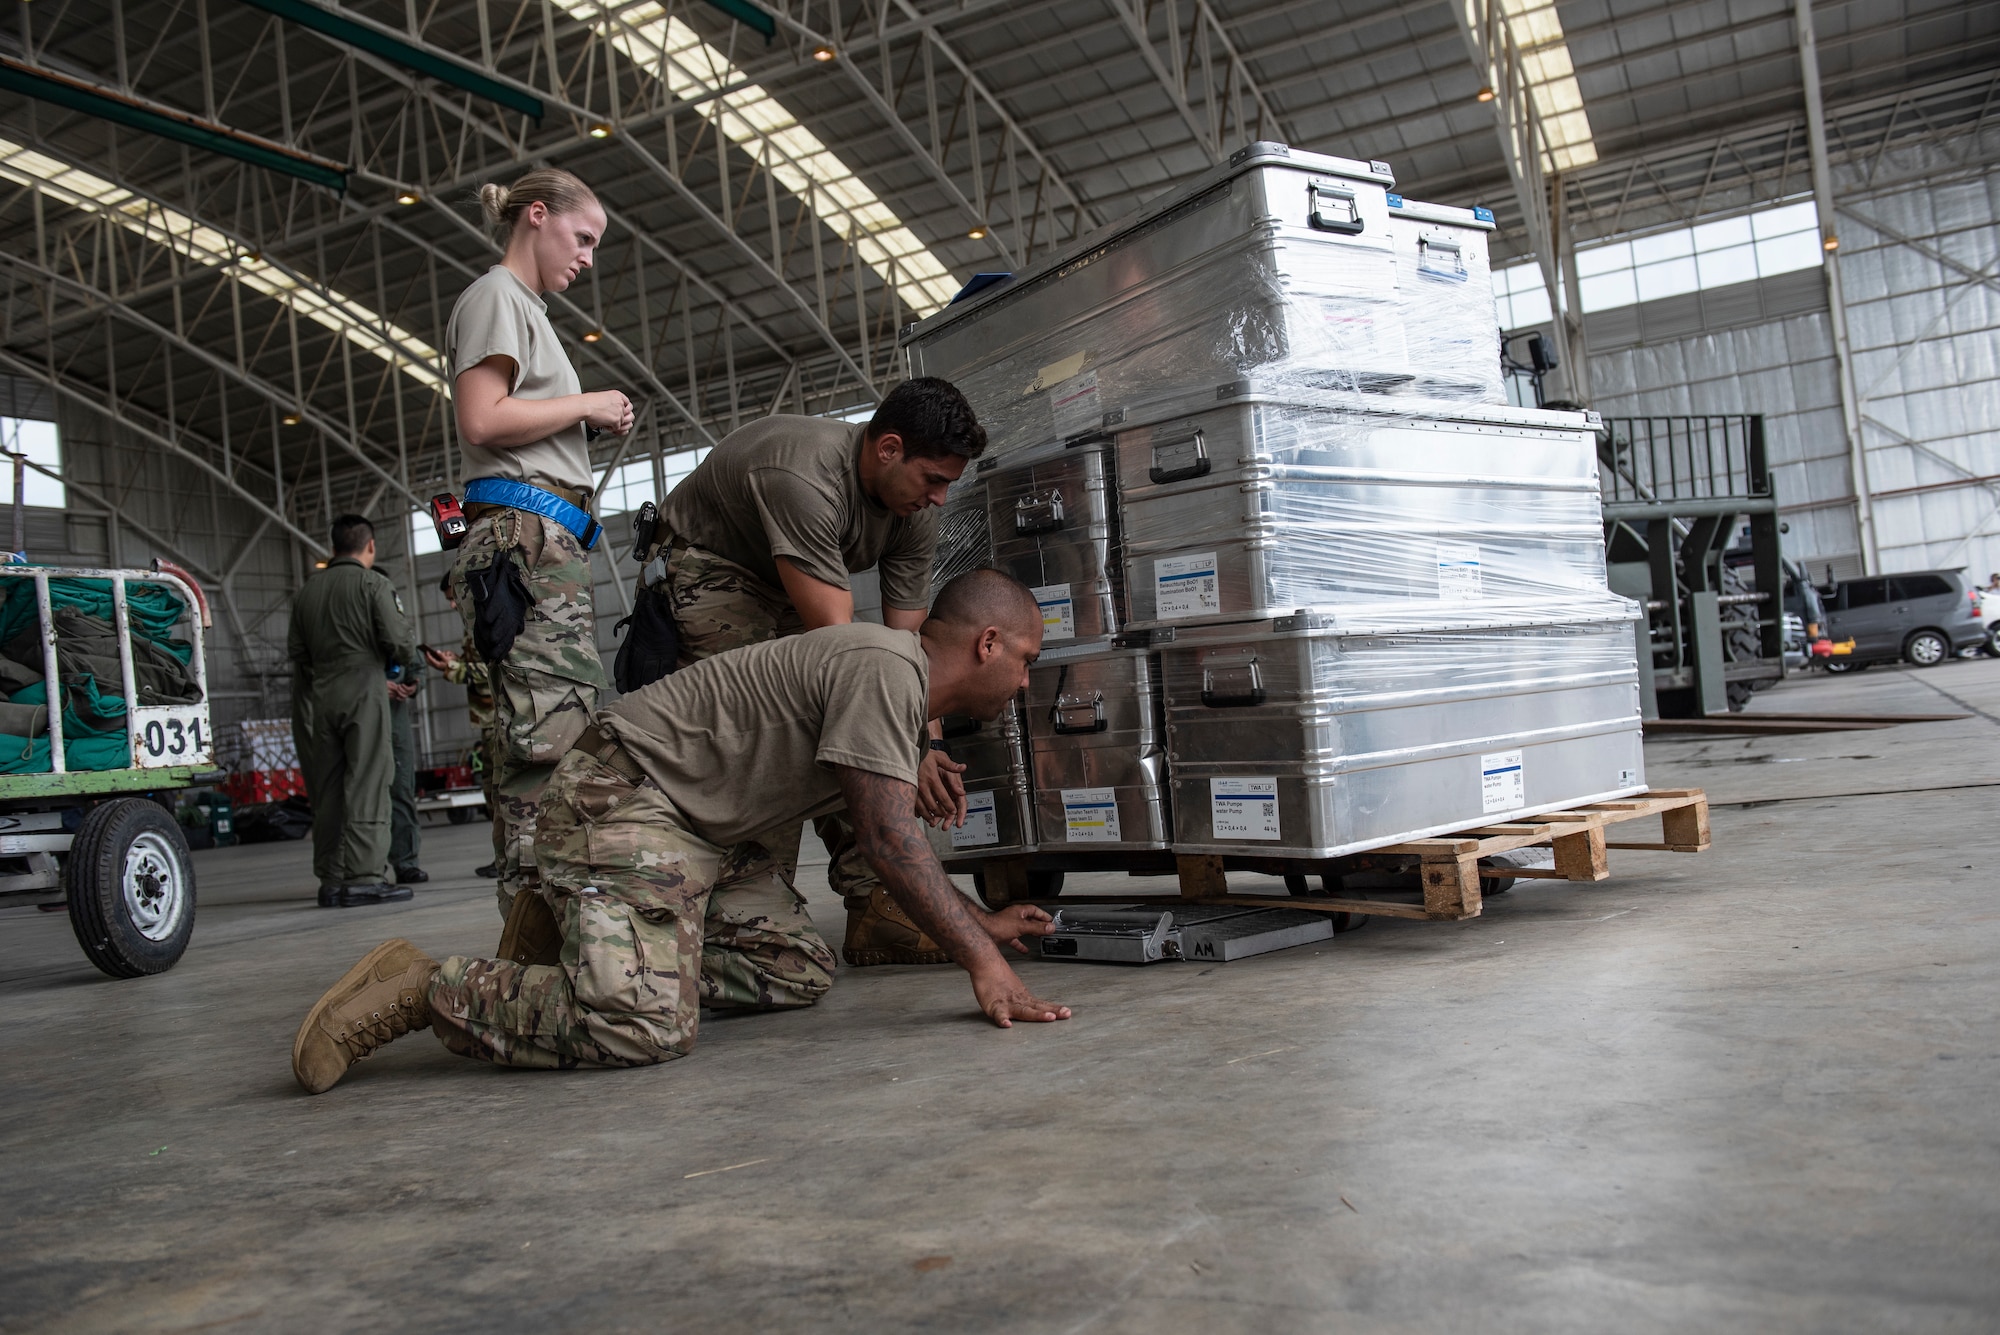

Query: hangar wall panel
[[1582, 132, 2000, 583]]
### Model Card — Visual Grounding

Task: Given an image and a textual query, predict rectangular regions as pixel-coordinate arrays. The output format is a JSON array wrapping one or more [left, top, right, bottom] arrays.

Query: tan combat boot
[[291, 938, 439, 1094], [842, 888, 952, 967]]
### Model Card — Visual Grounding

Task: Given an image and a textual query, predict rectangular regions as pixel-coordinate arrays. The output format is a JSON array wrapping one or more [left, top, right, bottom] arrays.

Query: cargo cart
[[0, 562, 214, 978]]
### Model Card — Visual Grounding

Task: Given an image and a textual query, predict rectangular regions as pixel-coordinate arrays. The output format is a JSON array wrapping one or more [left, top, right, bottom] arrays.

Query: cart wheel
[[1285, 872, 1343, 896], [1332, 911, 1367, 935], [447, 806, 473, 825], [1481, 876, 1517, 895], [66, 797, 196, 978]]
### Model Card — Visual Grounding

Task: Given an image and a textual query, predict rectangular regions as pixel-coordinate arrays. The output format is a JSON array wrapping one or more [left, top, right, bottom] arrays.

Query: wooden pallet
[[980, 788, 1710, 923]]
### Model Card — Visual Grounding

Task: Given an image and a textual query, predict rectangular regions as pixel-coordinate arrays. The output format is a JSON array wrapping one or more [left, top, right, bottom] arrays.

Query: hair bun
[[478, 182, 510, 223]]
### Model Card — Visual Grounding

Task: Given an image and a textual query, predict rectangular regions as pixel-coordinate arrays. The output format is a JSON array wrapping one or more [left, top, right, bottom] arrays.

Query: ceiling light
[[588, 122, 613, 139], [281, 412, 302, 425], [582, 329, 604, 343], [1822, 233, 1840, 252], [967, 226, 987, 240], [812, 44, 836, 62], [1476, 86, 1495, 102], [396, 190, 420, 206]]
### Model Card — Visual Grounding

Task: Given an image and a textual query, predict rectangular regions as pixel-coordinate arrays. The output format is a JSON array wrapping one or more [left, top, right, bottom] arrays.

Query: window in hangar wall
[[1492, 198, 1826, 332], [0, 417, 64, 509]]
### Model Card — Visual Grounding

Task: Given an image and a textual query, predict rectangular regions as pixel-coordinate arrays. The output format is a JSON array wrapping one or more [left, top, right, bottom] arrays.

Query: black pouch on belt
[[612, 582, 678, 694], [465, 554, 531, 663]]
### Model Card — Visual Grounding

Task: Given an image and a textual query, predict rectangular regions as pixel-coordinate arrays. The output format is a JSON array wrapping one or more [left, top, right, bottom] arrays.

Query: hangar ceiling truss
[[0, 0, 1989, 568]]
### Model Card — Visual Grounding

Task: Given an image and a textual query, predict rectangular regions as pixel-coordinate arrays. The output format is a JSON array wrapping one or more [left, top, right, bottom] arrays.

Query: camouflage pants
[[447, 509, 607, 917], [427, 747, 836, 1069], [665, 541, 879, 903]]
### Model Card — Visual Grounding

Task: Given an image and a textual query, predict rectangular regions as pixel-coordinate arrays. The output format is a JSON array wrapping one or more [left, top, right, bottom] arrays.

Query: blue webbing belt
[[463, 477, 601, 551]]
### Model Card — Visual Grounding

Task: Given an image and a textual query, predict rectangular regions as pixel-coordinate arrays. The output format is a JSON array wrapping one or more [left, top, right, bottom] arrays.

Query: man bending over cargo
[[290, 568, 1067, 1093]]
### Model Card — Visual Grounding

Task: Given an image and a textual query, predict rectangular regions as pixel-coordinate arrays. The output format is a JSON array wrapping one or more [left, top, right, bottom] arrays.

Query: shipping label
[[1061, 787, 1122, 842], [951, 790, 1001, 848], [1438, 542, 1482, 600], [1211, 777, 1281, 841], [1032, 582, 1076, 641], [1050, 369, 1102, 440], [1481, 749, 1525, 814], [1155, 551, 1221, 620]]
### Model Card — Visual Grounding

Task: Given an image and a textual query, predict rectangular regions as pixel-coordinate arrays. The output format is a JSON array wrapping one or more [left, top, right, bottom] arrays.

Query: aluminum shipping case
[[979, 437, 1126, 643], [902, 143, 1408, 457], [938, 699, 1037, 862], [1386, 195, 1504, 403], [1025, 641, 1171, 851], [1159, 614, 1647, 858], [1114, 385, 1622, 630]]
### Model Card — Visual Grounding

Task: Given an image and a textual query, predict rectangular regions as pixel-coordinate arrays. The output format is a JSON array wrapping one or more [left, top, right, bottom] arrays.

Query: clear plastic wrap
[[1114, 387, 1634, 631], [901, 145, 1508, 461], [1158, 617, 1648, 858], [1387, 196, 1505, 404]]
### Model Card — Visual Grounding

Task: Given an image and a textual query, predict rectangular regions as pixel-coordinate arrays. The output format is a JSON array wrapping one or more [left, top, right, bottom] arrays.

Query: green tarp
[[0, 575, 197, 775]]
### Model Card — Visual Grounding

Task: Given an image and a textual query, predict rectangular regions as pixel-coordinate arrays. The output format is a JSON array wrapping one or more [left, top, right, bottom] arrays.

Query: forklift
[[1597, 414, 1793, 717]]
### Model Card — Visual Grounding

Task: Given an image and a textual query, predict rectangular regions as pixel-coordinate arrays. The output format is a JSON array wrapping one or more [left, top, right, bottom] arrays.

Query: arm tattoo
[[836, 766, 1000, 971]]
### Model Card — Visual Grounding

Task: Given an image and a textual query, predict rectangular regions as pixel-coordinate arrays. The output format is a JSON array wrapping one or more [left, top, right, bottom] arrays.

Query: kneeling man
[[291, 569, 1066, 1093]]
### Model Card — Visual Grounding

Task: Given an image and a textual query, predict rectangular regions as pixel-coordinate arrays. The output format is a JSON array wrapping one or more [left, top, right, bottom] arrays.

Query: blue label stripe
[[1483, 765, 1521, 776], [1159, 570, 1216, 582]]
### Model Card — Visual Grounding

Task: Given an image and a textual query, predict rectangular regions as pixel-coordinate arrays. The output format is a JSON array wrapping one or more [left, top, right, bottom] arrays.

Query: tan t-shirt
[[602, 622, 929, 846], [446, 266, 593, 493], [659, 415, 938, 611]]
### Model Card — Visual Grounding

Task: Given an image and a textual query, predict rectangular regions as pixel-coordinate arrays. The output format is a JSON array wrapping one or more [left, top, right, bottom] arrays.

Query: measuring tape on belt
[[462, 478, 602, 551]]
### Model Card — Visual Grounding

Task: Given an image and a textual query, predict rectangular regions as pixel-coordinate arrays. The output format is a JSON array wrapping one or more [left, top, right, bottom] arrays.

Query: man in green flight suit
[[287, 515, 420, 908]]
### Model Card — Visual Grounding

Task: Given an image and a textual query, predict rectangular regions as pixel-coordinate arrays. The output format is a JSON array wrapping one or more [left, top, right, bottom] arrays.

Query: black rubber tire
[[1481, 876, 1517, 895], [1904, 629, 1950, 668], [447, 806, 473, 825], [1824, 659, 1868, 674], [66, 797, 196, 978]]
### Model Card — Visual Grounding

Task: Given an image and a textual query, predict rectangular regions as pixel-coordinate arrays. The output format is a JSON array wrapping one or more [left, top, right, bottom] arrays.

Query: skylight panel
[[577, 3, 962, 318], [0, 137, 446, 395], [1495, 0, 1597, 172]]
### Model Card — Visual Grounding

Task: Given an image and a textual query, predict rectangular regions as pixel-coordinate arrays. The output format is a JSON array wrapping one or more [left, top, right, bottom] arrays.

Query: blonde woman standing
[[445, 167, 630, 925]]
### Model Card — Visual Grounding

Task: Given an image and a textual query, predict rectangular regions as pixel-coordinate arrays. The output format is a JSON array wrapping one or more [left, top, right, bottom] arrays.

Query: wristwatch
[[927, 738, 952, 757]]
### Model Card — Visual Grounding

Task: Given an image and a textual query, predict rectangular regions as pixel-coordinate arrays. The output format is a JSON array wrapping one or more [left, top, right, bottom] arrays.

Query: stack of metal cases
[[906, 141, 1646, 871], [983, 438, 1171, 854]]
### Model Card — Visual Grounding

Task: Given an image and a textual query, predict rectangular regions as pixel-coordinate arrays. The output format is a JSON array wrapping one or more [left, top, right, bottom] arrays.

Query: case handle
[[1308, 183, 1364, 235], [1013, 489, 1066, 534], [1046, 664, 1108, 734], [1148, 427, 1211, 485], [1200, 656, 1266, 708]]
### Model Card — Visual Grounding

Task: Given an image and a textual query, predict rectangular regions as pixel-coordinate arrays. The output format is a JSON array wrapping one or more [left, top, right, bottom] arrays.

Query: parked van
[[1823, 568, 1988, 670]]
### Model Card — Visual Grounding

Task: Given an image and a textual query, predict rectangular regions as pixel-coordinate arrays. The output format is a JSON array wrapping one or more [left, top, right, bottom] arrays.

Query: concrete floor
[[4, 658, 2000, 1333]]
